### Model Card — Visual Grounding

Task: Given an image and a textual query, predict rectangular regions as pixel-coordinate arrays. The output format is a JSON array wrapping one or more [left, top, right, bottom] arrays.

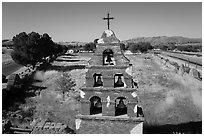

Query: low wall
[[154, 54, 202, 81]]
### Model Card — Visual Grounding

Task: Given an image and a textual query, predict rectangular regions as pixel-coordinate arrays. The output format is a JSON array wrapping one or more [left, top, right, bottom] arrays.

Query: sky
[[2, 2, 202, 42]]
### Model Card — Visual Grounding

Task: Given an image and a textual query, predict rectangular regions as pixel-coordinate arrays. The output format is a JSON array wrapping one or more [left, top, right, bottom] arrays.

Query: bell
[[106, 54, 112, 63], [117, 99, 126, 109], [94, 76, 103, 87], [95, 99, 102, 108], [115, 76, 124, 87]]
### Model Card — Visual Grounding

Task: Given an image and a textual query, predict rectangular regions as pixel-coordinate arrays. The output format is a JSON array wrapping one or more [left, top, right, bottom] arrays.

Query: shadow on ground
[[143, 121, 202, 134], [2, 87, 36, 111], [2, 75, 46, 111]]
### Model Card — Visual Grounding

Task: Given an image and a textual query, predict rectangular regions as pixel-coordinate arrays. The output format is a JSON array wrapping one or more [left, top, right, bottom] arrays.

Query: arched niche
[[115, 97, 128, 116], [114, 74, 125, 88], [103, 49, 115, 65], [93, 73, 103, 87], [90, 96, 102, 115]]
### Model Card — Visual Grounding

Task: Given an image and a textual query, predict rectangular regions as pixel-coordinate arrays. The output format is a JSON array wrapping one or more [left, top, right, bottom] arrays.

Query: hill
[[122, 36, 202, 46]]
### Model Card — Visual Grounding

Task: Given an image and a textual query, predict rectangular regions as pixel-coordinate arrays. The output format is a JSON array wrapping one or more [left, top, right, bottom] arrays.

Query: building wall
[[88, 44, 130, 66], [80, 89, 138, 116], [76, 30, 144, 134], [86, 68, 132, 87], [75, 116, 143, 134]]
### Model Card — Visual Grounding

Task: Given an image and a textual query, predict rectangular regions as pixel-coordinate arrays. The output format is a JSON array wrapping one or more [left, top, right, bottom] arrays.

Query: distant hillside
[[122, 36, 202, 46]]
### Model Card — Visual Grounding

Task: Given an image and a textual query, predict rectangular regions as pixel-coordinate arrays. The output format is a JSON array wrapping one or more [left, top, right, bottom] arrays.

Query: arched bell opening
[[114, 74, 125, 88], [90, 96, 102, 115], [115, 97, 127, 116], [93, 73, 103, 87], [103, 49, 115, 65]]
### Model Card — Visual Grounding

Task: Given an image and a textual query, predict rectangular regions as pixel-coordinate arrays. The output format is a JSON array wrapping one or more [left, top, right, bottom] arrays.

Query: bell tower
[[75, 13, 144, 134]]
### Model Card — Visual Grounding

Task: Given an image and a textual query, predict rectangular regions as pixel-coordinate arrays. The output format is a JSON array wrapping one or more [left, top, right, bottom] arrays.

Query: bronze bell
[[95, 99, 102, 108], [95, 76, 103, 87], [117, 99, 126, 109], [115, 76, 124, 87]]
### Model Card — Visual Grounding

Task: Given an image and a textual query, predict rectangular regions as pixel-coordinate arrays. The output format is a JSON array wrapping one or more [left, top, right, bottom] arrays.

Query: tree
[[128, 43, 139, 53], [12, 32, 35, 66], [138, 42, 153, 52], [120, 43, 129, 51], [176, 44, 201, 52], [167, 43, 176, 51], [55, 72, 76, 101], [11, 32, 55, 67], [39, 33, 54, 57], [83, 42, 96, 52], [160, 45, 169, 51], [128, 42, 153, 53]]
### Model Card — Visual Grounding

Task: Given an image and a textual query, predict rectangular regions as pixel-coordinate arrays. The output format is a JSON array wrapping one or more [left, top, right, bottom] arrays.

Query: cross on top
[[103, 13, 114, 30]]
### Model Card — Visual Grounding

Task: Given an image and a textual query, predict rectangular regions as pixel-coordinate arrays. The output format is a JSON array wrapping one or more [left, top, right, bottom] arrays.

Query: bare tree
[[55, 72, 76, 101]]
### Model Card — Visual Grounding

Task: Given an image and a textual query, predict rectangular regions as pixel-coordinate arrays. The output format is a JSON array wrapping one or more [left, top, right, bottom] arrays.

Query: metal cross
[[103, 13, 114, 30]]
